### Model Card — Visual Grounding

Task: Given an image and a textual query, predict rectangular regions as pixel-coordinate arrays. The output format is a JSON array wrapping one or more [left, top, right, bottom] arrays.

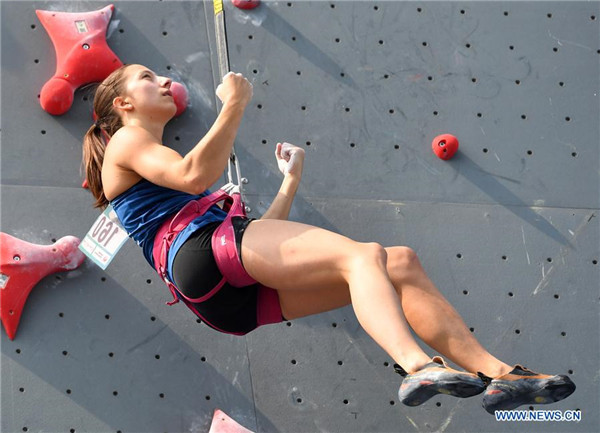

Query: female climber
[[82, 64, 575, 414]]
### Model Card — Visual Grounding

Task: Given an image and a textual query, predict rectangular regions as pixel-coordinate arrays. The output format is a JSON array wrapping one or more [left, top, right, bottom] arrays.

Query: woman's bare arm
[[110, 73, 252, 195], [261, 175, 300, 220], [261, 143, 305, 220]]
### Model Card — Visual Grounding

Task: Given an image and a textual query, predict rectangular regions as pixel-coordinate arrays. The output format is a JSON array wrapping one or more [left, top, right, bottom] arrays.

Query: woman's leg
[[384, 247, 512, 378], [252, 230, 512, 378], [240, 219, 431, 373]]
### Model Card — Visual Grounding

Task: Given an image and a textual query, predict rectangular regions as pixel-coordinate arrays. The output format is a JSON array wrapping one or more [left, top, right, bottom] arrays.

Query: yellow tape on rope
[[214, 0, 223, 15]]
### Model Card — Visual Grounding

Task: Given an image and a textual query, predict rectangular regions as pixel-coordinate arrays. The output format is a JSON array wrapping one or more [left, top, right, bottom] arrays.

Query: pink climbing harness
[[151, 7, 282, 331], [152, 190, 282, 335]]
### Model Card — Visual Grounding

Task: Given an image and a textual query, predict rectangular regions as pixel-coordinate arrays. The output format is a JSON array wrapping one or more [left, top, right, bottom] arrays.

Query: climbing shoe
[[395, 356, 486, 406], [480, 365, 576, 414]]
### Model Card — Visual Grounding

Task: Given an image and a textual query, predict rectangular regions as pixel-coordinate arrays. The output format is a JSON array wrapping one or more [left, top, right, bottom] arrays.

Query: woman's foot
[[395, 356, 486, 406], [479, 365, 576, 414]]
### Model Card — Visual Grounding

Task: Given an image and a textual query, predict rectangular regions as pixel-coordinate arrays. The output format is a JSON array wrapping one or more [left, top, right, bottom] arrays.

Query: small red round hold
[[432, 134, 459, 160], [170, 81, 188, 117], [233, 0, 261, 10]]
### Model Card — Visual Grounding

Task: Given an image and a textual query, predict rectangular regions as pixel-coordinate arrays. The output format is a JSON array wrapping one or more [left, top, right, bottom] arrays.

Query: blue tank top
[[110, 180, 227, 280]]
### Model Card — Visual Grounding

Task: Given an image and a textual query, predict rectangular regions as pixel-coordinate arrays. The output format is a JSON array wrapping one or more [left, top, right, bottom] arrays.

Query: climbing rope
[[213, 0, 248, 207]]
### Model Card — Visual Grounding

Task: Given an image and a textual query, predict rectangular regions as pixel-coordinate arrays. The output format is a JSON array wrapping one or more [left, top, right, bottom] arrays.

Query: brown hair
[[82, 64, 131, 208]]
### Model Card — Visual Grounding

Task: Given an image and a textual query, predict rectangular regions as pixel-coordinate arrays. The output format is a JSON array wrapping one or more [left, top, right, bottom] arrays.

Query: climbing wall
[[1, 1, 598, 432]]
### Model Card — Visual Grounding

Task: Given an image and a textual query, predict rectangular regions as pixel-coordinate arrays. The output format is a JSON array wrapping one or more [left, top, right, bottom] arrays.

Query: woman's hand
[[216, 72, 253, 107], [276, 142, 305, 179], [261, 142, 304, 220]]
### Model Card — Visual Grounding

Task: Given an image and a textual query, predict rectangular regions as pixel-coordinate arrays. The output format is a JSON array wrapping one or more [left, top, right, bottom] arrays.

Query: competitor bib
[[79, 205, 128, 269]]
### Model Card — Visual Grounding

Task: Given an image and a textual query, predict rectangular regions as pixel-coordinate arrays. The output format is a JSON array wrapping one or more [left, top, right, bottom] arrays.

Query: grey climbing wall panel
[[1, 1, 598, 433]]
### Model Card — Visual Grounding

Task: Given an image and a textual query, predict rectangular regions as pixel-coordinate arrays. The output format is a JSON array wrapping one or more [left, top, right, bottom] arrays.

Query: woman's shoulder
[[103, 126, 152, 201], [110, 125, 156, 147], [106, 126, 160, 165]]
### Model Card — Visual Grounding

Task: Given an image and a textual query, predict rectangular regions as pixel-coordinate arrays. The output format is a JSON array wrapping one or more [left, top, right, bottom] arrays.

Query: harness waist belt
[[152, 190, 257, 307]]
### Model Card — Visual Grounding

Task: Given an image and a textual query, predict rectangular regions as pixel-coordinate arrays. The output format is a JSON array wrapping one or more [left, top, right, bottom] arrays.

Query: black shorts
[[171, 217, 282, 335]]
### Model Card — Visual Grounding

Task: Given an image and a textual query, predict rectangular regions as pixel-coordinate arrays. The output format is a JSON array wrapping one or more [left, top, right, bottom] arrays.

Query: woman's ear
[[113, 96, 133, 113]]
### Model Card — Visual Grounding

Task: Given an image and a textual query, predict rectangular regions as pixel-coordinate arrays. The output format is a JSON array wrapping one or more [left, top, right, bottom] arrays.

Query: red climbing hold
[[209, 409, 255, 433], [0, 233, 86, 340], [170, 81, 189, 117], [36, 4, 123, 115], [232, 0, 261, 10], [432, 134, 459, 160]]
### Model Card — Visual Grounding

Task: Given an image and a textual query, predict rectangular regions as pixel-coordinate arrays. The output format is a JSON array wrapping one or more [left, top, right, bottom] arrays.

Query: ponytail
[[82, 124, 109, 209], [81, 64, 130, 209]]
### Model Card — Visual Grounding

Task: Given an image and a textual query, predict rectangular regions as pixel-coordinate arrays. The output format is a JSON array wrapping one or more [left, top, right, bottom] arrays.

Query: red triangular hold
[[36, 4, 123, 115], [208, 409, 255, 433], [0, 233, 86, 340]]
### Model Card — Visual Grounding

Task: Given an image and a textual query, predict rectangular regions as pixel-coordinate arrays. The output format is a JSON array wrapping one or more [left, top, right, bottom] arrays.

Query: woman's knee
[[349, 242, 388, 269], [386, 246, 420, 282]]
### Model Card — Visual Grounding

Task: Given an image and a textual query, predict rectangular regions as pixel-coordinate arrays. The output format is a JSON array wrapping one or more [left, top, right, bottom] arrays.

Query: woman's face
[[120, 64, 177, 119]]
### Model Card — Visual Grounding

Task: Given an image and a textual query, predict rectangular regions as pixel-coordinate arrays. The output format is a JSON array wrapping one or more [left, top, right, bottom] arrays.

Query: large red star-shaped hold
[[36, 4, 123, 115], [0, 233, 86, 340]]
